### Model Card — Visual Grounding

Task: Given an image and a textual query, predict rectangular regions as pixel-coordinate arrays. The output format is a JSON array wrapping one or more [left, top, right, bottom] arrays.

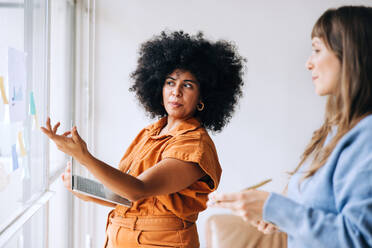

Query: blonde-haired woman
[[208, 6, 372, 248]]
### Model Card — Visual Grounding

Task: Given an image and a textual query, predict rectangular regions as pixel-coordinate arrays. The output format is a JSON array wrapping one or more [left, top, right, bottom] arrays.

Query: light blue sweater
[[263, 114, 372, 248]]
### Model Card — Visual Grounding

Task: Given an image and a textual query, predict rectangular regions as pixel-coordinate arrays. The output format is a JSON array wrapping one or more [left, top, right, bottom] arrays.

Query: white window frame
[[72, 0, 96, 247], [0, 0, 95, 247]]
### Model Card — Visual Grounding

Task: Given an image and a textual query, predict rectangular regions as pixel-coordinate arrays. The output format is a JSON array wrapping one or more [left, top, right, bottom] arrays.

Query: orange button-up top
[[114, 117, 221, 223]]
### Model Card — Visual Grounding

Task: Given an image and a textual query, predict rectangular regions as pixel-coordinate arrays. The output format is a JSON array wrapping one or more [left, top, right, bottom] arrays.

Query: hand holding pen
[[207, 179, 279, 233]]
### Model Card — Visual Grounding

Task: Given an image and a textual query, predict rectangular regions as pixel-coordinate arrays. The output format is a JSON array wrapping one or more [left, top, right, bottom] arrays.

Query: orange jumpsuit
[[104, 117, 221, 248]]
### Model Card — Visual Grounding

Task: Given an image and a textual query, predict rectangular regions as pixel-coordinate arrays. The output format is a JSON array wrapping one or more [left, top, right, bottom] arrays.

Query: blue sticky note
[[11, 144, 19, 171], [30, 91, 36, 115], [12, 86, 23, 101]]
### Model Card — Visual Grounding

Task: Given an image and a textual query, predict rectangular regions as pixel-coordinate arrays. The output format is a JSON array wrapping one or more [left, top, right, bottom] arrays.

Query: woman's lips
[[312, 76, 318, 81], [169, 102, 182, 107]]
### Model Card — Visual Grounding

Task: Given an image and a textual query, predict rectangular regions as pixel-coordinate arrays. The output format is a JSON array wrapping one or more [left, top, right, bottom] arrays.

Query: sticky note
[[18, 131, 27, 157], [33, 113, 39, 129], [0, 76, 8, 104], [11, 144, 19, 171], [30, 91, 39, 129], [8, 47, 27, 122], [30, 91, 36, 115]]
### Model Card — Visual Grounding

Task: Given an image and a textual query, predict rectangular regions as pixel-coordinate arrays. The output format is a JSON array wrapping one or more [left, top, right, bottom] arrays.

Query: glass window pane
[[0, 1, 25, 228], [0, 0, 48, 234], [49, 0, 75, 176]]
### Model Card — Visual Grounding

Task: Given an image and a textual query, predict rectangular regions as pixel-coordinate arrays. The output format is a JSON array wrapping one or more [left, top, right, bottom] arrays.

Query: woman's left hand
[[207, 190, 270, 223], [40, 117, 91, 165], [252, 220, 279, 234]]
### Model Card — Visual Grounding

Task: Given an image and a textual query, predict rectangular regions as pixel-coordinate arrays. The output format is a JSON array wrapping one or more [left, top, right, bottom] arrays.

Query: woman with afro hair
[[41, 30, 245, 247]]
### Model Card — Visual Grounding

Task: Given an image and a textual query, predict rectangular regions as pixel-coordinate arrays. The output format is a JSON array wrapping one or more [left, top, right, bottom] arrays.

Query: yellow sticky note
[[18, 131, 27, 157], [0, 76, 9, 104], [34, 113, 39, 129]]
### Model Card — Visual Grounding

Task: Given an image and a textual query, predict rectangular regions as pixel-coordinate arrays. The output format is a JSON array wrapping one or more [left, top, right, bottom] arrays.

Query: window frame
[[0, 0, 89, 247]]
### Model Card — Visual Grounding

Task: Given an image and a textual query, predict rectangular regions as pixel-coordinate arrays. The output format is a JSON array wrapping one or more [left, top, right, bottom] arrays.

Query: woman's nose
[[306, 56, 313, 70], [172, 85, 182, 96]]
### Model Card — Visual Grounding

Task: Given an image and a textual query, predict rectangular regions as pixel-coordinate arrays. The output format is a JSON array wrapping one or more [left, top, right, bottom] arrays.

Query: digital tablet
[[71, 175, 132, 207]]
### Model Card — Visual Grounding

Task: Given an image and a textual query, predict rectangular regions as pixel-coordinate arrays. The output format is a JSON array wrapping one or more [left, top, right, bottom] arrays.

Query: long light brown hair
[[293, 6, 372, 179]]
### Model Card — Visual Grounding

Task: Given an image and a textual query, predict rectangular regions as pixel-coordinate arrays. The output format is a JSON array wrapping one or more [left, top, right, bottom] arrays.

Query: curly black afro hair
[[130, 30, 246, 132]]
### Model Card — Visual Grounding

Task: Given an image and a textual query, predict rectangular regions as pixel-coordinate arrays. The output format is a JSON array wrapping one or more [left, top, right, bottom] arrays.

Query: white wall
[[92, 0, 372, 247]]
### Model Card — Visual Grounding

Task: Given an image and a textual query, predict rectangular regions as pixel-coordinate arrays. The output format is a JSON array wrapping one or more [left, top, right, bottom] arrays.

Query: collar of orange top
[[146, 116, 201, 139]]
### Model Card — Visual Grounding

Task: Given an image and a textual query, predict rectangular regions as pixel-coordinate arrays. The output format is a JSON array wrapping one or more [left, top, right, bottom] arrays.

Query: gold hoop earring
[[197, 102, 205, 111]]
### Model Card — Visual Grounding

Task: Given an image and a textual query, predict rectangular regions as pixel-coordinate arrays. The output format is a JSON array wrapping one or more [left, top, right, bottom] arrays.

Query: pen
[[243, 178, 272, 191]]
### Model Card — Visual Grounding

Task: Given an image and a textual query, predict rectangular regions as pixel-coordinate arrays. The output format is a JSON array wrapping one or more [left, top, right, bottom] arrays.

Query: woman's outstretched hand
[[40, 117, 91, 165], [207, 190, 270, 223]]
